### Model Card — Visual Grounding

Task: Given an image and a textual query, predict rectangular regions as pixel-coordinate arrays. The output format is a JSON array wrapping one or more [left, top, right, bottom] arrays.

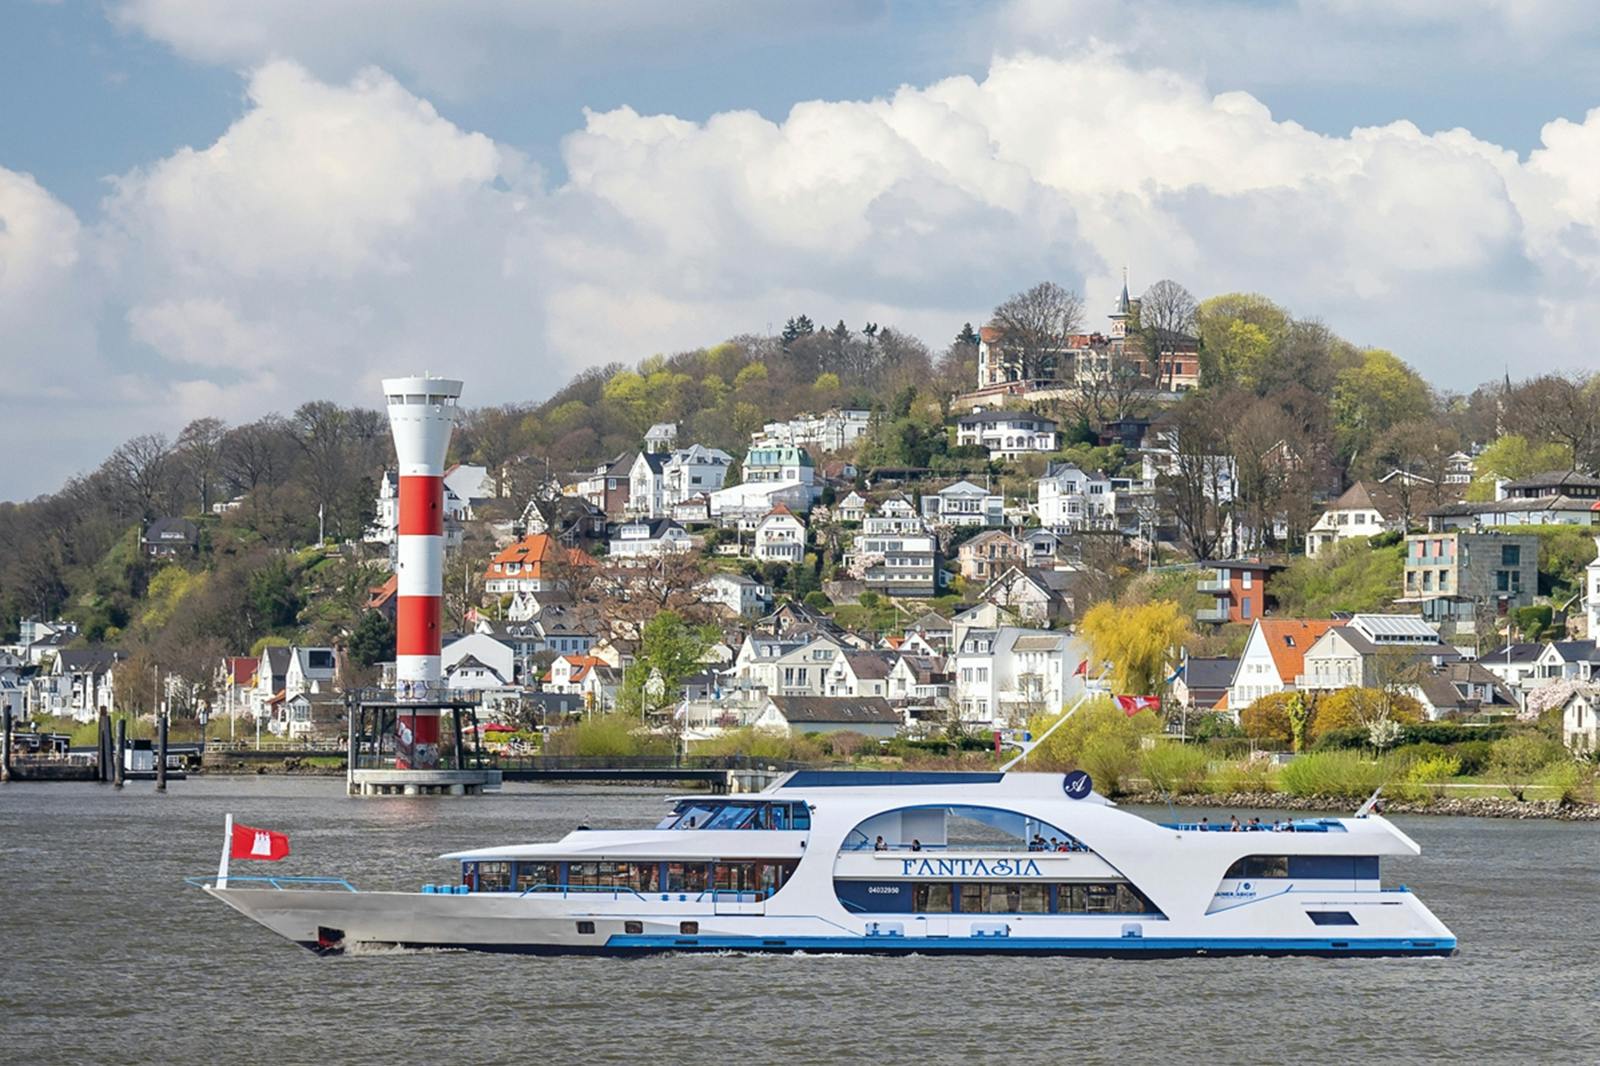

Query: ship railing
[[185, 875, 358, 892], [1161, 820, 1343, 833], [517, 883, 649, 901]]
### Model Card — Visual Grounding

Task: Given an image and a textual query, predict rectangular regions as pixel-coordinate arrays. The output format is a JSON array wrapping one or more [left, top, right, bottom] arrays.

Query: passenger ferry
[[196, 771, 1457, 957]]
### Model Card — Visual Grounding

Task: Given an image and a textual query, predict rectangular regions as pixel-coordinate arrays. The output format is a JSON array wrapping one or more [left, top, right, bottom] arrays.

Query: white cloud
[[8, 50, 1600, 498]]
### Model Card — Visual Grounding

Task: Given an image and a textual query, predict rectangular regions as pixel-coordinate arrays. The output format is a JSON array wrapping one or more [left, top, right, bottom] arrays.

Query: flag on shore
[[1073, 659, 1088, 677], [230, 822, 290, 861], [1113, 694, 1160, 716]]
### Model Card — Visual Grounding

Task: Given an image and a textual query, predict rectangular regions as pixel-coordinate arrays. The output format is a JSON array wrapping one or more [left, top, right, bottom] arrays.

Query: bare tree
[[1137, 280, 1198, 391], [1371, 422, 1460, 529], [1157, 394, 1231, 560], [222, 417, 294, 506], [106, 433, 175, 519], [1059, 355, 1150, 431], [1502, 372, 1600, 473], [176, 417, 228, 513], [991, 282, 1085, 383]]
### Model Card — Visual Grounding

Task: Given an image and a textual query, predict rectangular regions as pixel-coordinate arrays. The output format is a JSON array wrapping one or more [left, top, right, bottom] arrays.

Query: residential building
[[443, 654, 513, 693], [955, 410, 1058, 458], [643, 422, 678, 453], [837, 491, 868, 523], [1401, 531, 1539, 632], [887, 655, 953, 703], [731, 634, 847, 698], [629, 444, 735, 518], [752, 505, 807, 563], [708, 479, 818, 521], [1426, 470, 1600, 531], [285, 646, 337, 699], [574, 452, 635, 517], [543, 654, 620, 710], [700, 572, 772, 619], [1443, 451, 1476, 485], [142, 517, 199, 558], [1556, 687, 1599, 753], [958, 530, 1026, 583], [953, 627, 1083, 726], [1501, 470, 1600, 501], [1226, 619, 1340, 711], [905, 611, 954, 653], [627, 451, 670, 517], [1478, 643, 1544, 698], [441, 632, 516, 685], [1172, 656, 1238, 711], [521, 494, 607, 549], [1035, 463, 1117, 531], [1297, 615, 1448, 692], [1587, 537, 1600, 637], [980, 565, 1074, 626], [825, 651, 897, 698], [1534, 641, 1600, 684], [744, 444, 817, 490], [29, 648, 123, 721], [1304, 482, 1406, 557], [755, 409, 872, 452], [1410, 661, 1518, 720], [255, 646, 291, 711], [484, 534, 593, 595], [851, 519, 941, 597], [921, 480, 1003, 528], [608, 518, 694, 559], [752, 695, 902, 738], [215, 656, 257, 723], [1196, 559, 1283, 625]]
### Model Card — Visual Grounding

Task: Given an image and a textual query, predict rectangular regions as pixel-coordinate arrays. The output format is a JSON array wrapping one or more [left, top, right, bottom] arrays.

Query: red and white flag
[[1073, 659, 1088, 678], [230, 822, 291, 861], [1113, 694, 1160, 716]]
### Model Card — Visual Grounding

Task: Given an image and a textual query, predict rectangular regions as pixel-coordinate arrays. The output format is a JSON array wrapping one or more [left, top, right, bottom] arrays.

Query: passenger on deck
[[1229, 816, 1242, 832], [1056, 840, 1070, 853], [1198, 817, 1209, 830], [1249, 817, 1262, 830], [910, 839, 923, 852], [874, 836, 888, 851]]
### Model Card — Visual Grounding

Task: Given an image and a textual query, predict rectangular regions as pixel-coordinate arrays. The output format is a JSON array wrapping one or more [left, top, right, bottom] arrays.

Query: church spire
[[1116, 266, 1131, 314]]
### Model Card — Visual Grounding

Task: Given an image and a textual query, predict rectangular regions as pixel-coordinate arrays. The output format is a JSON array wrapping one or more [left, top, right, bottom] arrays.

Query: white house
[[1557, 686, 1599, 752], [1036, 464, 1116, 531], [1305, 481, 1406, 557], [441, 632, 516, 685], [1225, 619, 1341, 712], [753, 505, 807, 562], [700, 572, 772, 618], [744, 444, 817, 493], [708, 480, 816, 521], [850, 518, 941, 597], [664, 445, 733, 508], [825, 651, 897, 698], [887, 655, 953, 703], [444, 654, 513, 693], [285, 646, 337, 699], [732, 634, 846, 697], [627, 452, 670, 517], [543, 654, 620, 710], [608, 518, 694, 558], [952, 627, 1082, 726], [1586, 536, 1600, 637], [955, 410, 1058, 458], [1534, 641, 1600, 684], [921, 480, 1003, 528], [644, 422, 678, 453], [1296, 615, 1446, 691], [755, 409, 872, 453], [837, 491, 868, 523]]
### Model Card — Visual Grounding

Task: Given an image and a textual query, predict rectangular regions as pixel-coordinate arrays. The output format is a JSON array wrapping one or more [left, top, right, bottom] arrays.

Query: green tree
[[620, 610, 716, 719], [246, 557, 301, 631], [1488, 734, 1560, 802], [1331, 349, 1433, 470], [1196, 292, 1289, 388], [1466, 435, 1575, 501], [956, 322, 980, 347], [348, 609, 395, 668]]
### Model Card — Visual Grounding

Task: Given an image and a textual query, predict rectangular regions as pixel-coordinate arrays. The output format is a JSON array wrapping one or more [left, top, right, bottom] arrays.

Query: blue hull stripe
[[297, 935, 1456, 958]]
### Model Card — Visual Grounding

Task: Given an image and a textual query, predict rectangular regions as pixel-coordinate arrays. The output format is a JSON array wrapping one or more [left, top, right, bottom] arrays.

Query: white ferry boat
[[197, 771, 1457, 957]]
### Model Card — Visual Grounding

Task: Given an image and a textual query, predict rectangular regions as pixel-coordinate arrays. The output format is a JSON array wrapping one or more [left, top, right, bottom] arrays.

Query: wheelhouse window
[[1224, 856, 1379, 879], [514, 861, 558, 891], [467, 861, 512, 892], [660, 800, 810, 831]]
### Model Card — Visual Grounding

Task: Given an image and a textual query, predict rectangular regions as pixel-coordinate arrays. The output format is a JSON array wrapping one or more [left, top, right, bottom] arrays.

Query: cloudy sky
[[4, 1, 1600, 500]]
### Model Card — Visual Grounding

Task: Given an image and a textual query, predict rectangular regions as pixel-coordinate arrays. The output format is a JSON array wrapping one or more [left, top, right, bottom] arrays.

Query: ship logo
[[251, 831, 274, 857]]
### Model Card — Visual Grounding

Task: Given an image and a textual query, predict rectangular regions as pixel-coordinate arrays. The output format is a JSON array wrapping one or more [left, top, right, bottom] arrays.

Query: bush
[[1538, 760, 1586, 805], [1450, 740, 1495, 776], [543, 713, 673, 758], [1240, 693, 1294, 748], [1403, 722, 1509, 746], [1025, 700, 1160, 785], [1215, 755, 1276, 795], [1140, 742, 1210, 795], [696, 727, 824, 763], [1402, 754, 1462, 800], [1188, 712, 1244, 740], [802, 590, 832, 610], [1278, 750, 1395, 800], [1078, 734, 1140, 796], [1488, 734, 1564, 801]]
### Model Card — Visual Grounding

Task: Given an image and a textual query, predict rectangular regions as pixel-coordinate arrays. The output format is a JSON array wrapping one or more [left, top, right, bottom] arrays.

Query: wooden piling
[[98, 710, 111, 783], [451, 708, 465, 771], [113, 718, 126, 789], [156, 713, 168, 792], [2, 706, 12, 784]]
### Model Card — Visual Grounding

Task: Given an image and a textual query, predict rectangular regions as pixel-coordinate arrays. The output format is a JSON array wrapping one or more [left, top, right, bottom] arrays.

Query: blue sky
[[3, 0, 1600, 499]]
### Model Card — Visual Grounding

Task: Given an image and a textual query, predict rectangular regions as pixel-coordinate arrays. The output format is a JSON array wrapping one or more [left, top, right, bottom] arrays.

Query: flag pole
[[217, 812, 233, 889]]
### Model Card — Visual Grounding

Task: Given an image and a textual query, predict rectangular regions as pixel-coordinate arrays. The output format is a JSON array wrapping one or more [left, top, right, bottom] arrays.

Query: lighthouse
[[381, 375, 463, 770]]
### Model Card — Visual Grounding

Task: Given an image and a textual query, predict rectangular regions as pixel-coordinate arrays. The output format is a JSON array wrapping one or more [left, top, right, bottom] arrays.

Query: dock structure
[[347, 689, 500, 797]]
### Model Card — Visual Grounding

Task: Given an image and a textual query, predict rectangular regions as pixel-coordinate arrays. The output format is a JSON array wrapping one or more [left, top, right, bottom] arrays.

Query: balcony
[[1196, 605, 1230, 623], [1196, 577, 1229, 593]]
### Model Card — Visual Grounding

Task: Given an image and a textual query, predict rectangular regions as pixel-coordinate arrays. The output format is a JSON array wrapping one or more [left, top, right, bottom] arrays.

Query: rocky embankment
[[1118, 790, 1600, 821]]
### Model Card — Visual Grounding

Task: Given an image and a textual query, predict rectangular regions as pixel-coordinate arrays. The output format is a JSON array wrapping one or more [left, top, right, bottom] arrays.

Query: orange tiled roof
[[367, 575, 397, 609], [486, 534, 595, 579], [1256, 619, 1341, 684]]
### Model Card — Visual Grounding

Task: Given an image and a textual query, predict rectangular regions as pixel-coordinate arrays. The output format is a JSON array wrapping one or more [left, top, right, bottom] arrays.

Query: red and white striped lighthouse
[[381, 374, 463, 770]]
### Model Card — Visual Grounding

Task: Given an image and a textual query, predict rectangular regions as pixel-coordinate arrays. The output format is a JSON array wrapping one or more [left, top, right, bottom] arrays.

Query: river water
[[1, 778, 1595, 1065]]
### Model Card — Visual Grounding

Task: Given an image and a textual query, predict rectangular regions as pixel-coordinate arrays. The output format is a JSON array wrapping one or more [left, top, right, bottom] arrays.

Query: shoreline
[[1116, 789, 1600, 821]]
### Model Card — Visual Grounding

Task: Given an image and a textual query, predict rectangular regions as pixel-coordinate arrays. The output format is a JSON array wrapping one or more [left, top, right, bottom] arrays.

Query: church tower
[[1109, 268, 1132, 339]]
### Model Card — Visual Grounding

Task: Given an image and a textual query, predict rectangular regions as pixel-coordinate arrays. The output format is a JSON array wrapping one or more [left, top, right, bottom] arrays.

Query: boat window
[[1224, 856, 1379, 880], [665, 801, 809, 830], [665, 862, 710, 893], [705, 805, 757, 830], [843, 804, 1089, 853], [912, 883, 953, 913], [474, 861, 512, 892], [515, 861, 559, 891], [669, 804, 718, 829], [848, 880, 1157, 915]]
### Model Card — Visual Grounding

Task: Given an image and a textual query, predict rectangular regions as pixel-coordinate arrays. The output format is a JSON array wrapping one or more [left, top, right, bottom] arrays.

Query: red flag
[[1113, 694, 1160, 716], [1073, 659, 1088, 677], [230, 823, 291, 861]]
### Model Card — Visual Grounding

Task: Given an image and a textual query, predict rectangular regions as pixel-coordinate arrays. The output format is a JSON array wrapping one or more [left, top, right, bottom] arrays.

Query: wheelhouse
[[656, 799, 812, 831]]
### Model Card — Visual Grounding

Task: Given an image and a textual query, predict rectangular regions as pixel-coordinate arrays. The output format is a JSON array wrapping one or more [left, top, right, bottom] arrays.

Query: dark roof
[[910, 611, 952, 632], [639, 452, 669, 474], [142, 517, 198, 543], [1199, 559, 1286, 573], [897, 655, 950, 683], [841, 651, 896, 680], [55, 648, 124, 673], [1326, 480, 1405, 520], [620, 518, 685, 538], [1416, 662, 1516, 710], [1549, 641, 1600, 662], [262, 645, 292, 676], [1183, 656, 1239, 691], [769, 695, 900, 725], [1503, 470, 1600, 491], [1486, 643, 1543, 665], [1427, 495, 1598, 516]]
